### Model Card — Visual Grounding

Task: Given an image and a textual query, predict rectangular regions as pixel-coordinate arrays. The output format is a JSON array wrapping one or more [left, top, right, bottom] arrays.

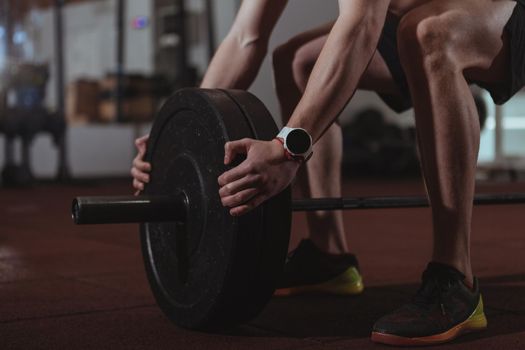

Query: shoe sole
[[371, 296, 488, 346], [274, 267, 364, 296]]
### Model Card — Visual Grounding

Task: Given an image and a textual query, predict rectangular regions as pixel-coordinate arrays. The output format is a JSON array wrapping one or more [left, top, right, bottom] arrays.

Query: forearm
[[200, 34, 267, 90], [200, 0, 287, 90], [287, 4, 388, 142]]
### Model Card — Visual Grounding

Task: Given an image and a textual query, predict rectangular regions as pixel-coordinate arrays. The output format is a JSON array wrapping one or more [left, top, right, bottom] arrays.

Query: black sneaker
[[274, 240, 364, 296], [371, 262, 487, 346]]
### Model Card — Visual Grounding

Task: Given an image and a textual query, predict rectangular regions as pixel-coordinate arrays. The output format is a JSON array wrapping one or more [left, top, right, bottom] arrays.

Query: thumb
[[224, 138, 252, 165], [135, 135, 149, 156]]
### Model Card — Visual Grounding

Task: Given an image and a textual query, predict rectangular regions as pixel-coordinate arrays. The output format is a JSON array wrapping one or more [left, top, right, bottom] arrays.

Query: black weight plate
[[140, 88, 290, 330], [222, 89, 292, 315]]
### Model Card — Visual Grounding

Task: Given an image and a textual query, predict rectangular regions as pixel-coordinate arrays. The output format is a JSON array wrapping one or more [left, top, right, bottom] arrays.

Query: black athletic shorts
[[376, 2, 525, 113], [376, 15, 412, 113]]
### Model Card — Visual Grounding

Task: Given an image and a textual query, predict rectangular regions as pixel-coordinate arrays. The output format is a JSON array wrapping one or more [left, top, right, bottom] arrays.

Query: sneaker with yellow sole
[[274, 240, 364, 296], [371, 262, 487, 346]]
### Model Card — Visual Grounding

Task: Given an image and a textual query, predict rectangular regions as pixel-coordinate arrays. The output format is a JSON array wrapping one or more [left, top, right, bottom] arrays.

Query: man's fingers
[[133, 156, 151, 172], [135, 134, 149, 147], [131, 167, 150, 183], [218, 160, 254, 187], [221, 188, 260, 208], [132, 134, 150, 194], [135, 135, 149, 155], [219, 174, 262, 197], [229, 195, 267, 217], [137, 144, 147, 157], [133, 178, 144, 192], [224, 138, 252, 165]]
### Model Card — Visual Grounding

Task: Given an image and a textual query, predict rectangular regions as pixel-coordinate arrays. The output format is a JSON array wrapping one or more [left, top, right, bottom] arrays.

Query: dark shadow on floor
[[216, 274, 525, 344]]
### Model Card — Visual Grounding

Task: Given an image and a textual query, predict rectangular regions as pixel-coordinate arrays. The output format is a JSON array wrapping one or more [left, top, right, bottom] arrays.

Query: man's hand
[[131, 134, 152, 195], [218, 138, 300, 216]]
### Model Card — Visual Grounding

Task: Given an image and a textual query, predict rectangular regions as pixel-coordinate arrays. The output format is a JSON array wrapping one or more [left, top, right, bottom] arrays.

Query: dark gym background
[[1, 1, 524, 349]]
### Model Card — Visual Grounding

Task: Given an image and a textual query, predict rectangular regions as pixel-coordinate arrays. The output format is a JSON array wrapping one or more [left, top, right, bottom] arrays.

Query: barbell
[[72, 88, 525, 330]]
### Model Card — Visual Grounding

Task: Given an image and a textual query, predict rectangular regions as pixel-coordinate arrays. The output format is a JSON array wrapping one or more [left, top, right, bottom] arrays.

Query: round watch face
[[287, 129, 311, 155]]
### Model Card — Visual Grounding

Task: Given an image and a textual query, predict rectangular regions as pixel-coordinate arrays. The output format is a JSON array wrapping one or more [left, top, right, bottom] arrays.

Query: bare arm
[[286, 0, 390, 142], [217, 1, 395, 216], [200, 0, 288, 89]]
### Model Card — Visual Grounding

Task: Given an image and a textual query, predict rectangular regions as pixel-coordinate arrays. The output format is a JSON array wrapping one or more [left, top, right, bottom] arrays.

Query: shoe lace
[[413, 268, 459, 316]]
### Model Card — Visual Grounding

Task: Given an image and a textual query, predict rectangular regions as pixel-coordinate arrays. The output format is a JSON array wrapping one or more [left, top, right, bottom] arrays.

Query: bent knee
[[291, 44, 316, 89], [397, 13, 462, 74]]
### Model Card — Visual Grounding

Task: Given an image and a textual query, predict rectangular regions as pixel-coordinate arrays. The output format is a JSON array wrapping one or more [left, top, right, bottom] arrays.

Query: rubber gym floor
[[1, 178, 525, 350]]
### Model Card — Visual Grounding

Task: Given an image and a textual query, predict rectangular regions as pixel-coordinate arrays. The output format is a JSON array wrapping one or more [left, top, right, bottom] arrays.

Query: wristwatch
[[275, 127, 313, 163]]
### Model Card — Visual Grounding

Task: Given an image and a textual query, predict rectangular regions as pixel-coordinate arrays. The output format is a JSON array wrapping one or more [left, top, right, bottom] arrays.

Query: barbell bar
[[72, 194, 187, 225], [292, 192, 525, 210], [73, 192, 525, 225]]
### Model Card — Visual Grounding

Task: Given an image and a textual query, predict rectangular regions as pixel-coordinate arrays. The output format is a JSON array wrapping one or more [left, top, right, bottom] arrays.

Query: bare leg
[[273, 24, 400, 254], [398, 0, 516, 284]]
